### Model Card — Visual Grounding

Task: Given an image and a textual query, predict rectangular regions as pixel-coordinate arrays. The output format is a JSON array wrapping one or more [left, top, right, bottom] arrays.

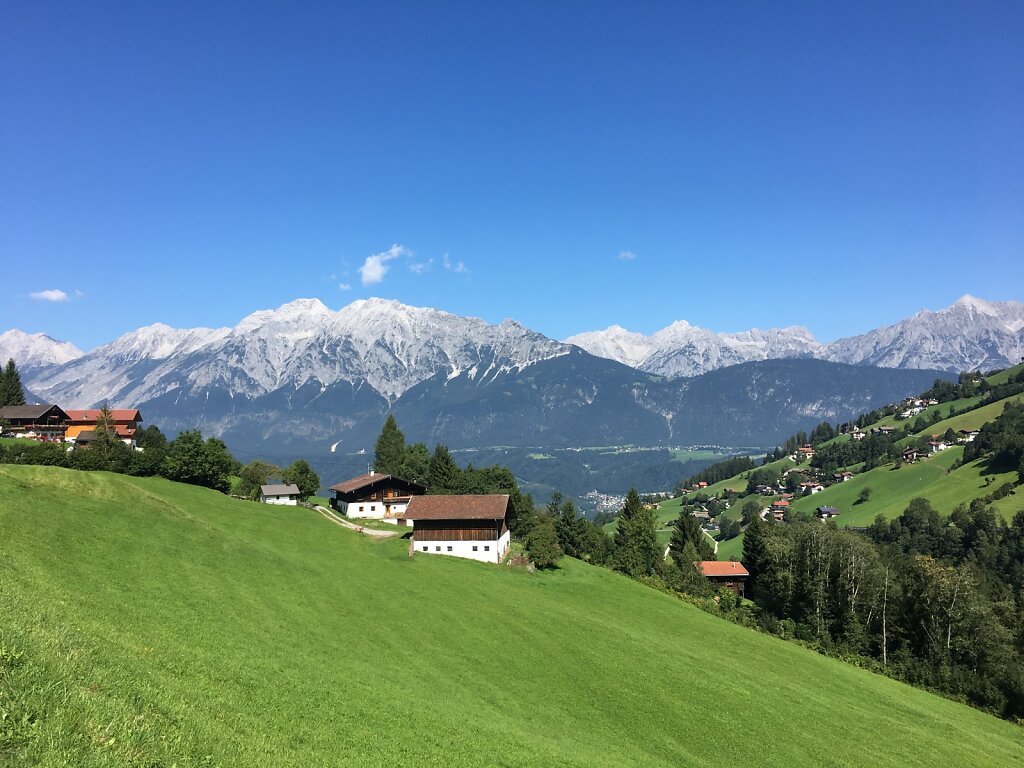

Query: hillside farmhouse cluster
[[329, 472, 511, 564], [0, 404, 143, 447]]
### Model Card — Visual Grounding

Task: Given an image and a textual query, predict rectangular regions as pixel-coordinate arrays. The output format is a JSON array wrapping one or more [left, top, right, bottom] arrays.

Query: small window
[[359, 505, 364, 512], [435, 546, 441, 552], [472, 546, 478, 551], [422, 546, 428, 551], [484, 546, 490, 551]]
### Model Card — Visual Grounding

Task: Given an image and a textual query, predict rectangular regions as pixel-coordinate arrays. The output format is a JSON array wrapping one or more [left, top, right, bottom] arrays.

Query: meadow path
[[315, 505, 401, 537]]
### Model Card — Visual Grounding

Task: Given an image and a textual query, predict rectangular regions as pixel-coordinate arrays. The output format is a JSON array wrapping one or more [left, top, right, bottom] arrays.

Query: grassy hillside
[[2, 465, 1022, 766], [787, 446, 1023, 526]]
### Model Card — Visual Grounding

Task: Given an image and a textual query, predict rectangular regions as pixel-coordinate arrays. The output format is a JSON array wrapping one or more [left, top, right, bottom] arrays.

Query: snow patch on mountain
[[569, 295, 1024, 376], [823, 295, 1024, 371], [0, 329, 84, 369], [19, 297, 572, 408], [567, 321, 820, 377]]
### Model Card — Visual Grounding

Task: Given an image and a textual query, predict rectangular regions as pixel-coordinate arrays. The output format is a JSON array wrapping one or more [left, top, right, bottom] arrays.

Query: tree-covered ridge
[[964, 401, 1024, 475], [739, 498, 1024, 719]]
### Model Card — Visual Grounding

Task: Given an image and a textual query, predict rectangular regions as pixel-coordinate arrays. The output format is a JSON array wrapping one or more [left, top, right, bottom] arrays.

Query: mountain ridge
[[568, 294, 1024, 376]]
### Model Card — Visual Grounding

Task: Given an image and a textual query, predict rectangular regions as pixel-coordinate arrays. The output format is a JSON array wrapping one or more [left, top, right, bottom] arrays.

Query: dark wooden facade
[[329, 474, 426, 511], [411, 518, 509, 542]]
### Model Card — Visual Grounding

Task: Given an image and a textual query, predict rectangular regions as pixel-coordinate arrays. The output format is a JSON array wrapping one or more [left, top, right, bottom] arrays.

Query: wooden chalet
[[816, 506, 841, 520], [64, 409, 143, 447], [328, 472, 426, 525], [697, 561, 749, 597], [406, 494, 511, 564], [0, 404, 70, 441]]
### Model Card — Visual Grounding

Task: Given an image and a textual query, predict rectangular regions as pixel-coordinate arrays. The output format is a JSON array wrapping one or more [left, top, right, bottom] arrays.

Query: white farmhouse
[[328, 472, 426, 525], [407, 494, 512, 564], [259, 484, 301, 506]]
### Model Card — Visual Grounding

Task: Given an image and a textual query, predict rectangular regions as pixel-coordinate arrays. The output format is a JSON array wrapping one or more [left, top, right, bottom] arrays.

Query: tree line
[[740, 498, 1024, 720]]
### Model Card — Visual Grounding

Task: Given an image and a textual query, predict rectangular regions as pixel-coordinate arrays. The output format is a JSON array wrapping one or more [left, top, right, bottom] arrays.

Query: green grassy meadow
[[2, 465, 1022, 766]]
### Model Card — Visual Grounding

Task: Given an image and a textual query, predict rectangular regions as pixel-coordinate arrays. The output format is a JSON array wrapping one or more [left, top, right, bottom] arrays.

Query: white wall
[[342, 501, 383, 518], [261, 495, 298, 506], [339, 500, 410, 523], [414, 530, 510, 564]]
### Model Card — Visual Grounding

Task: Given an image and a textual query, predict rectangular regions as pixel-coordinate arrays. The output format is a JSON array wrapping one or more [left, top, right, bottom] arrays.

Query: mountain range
[[4, 295, 1014, 464], [566, 295, 1024, 377]]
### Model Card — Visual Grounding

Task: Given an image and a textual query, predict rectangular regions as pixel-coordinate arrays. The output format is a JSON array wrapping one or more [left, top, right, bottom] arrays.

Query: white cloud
[[618, 250, 637, 261], [338, 283, 351, 291], [29, 289, 69, 302], [358, 244, 411, 286], [409, 258, 433, 275], [74, 289, 85, 298], [442, 253, 468, 273]]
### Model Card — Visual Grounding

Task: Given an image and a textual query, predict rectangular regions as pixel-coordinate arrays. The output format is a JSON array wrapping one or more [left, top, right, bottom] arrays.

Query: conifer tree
[[373, 414, 405, 476], [613, 488, 661, 578], [0, 358, 27, 407], [525, 516, 563, 568], [427, 444, 460, 493], [93, 402, 118, 450], [669, 508, 715, 565]]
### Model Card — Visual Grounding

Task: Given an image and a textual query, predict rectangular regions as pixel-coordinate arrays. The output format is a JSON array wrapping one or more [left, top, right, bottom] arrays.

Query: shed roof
[[698, 561, 749, 578], [406, 494, 510, 521], [261, 484, 300, 496]]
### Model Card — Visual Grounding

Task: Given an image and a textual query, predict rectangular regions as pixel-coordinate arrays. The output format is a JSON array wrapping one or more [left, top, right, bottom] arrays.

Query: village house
[[816, 506, 841, 520], [800, 481, 825, 495], [851, 429, 866, 441], [406, 494, 511, 564], [796, 445, 815, 460], [902, 447, 920, 464], [64, 409, 143, 448], [0, 404, 70, 441], [929, 438, 948, 454], [329, 472, 426, 525], [697, 561, 748, 597], [957, 429, 980, 443], [259, 484, 301, 505], [833, 471, 854, 483]]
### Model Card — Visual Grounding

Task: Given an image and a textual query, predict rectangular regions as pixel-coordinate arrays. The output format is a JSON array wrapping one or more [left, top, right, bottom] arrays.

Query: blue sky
[[2, 2, 1022, 350]]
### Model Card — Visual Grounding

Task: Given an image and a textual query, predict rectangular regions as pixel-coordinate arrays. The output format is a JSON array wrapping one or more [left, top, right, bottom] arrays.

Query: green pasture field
[[2, 464, 1022, 766], [787, 446, 1022, 527], [901, 394, 1024, 444]]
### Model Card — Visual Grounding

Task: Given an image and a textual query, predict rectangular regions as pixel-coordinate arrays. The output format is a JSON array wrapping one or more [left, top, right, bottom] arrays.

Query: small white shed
[[259, 484, 301, 506]]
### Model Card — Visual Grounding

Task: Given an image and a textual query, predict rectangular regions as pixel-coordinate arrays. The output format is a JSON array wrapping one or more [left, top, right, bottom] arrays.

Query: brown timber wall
[[413, 520, 500, 541]]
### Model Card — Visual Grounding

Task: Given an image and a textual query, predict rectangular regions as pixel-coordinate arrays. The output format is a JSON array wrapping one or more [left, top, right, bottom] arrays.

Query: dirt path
[[315, 506, 402, 538]]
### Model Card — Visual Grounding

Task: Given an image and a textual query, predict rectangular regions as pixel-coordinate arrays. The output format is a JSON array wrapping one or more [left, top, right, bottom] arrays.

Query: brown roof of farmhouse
[[329, 472, 425, 494], [0, 404, 68, 420], [405, 494, 511, 521]]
